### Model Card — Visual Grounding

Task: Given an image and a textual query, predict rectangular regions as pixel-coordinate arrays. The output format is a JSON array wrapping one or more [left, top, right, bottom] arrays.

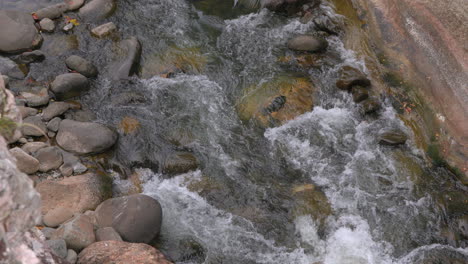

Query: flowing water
[[6, 0, 468, 263]]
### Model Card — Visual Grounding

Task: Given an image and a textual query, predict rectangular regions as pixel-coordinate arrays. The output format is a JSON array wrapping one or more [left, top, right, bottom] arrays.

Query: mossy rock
[[237, 75, 315, 127]]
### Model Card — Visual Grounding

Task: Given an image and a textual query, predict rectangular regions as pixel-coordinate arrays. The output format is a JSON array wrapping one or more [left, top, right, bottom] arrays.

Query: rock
[[50, 73, 90, 100], [65, 55, 98, 78], [22, 115, 48, 137], [21, 141, 48, 154], [0, 10, 42, 53], [263, 0, 319, 15], [16, 50, 46, 64], [47, 117, 62, 132], [83, 210, 98, 227], [48, 131, 56, 138], [61, 151, 87, 174], [96, 227, 123, 241], [46, 239, 68, 259], [20, 88, 50, 107], [351, 86, 369, 103], [379, 131, 408, 146], [66, 0, 86, 11], [18, 106, 39, 118], [35, 146, 63, 172], [52, 214, 96, 252], [287, 35, 328, 53], [40, 18, 56, 33], [64, 109, 96, 122], [60, 164, 74, 176], [162, 152, 198, 175], [35, 3, 69, 20], [95, 194, 162, 243], [41, 34, 79, 57], [79, 0, 117, 21], [77, 241, 172, 264], [110, 92, 146, 106], [2, 75, 10, 86], [67, 249, 78, 264], [57, 119, 118, 155], [36, 172, 112, 215], [0, 56, 26, 79], [43, 207, 74, 228], [109, 37, 141, 80], [91, 22, 117, 38], [63, 23, 74, 32], [336, 66, 371, 91], [361, 97, 381, 114], [41, 227, 57, 239], [42, 102, 71, 121], [9, 147, 40, 174]]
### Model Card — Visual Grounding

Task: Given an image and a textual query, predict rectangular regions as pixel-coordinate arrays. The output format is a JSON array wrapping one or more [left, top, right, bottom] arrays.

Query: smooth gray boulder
[[52, 214, 96, 252], [79, 0, 117, 21], [42, 102, 70, 121], [56, 119, 118, 155], [50, 73, 89, 100], [20, 88, 50, 107], [22, 116, 47, 137], [95, 194, 162, 243], [0, 10, 42, 53], [0, 57, 26, 79], [109, 37, 141, 80], [287, 35, 328, 53], [45, 239, 68, 259], [47, 117, 62, 132], [21, 141, 48, 155], [9, 147, 40, 174], [35, 146, 63, 172], [95, 227, 123, 241], [18, 106, 38, 119], [65, 55, 98, 78], [35, 3, 69, 20]]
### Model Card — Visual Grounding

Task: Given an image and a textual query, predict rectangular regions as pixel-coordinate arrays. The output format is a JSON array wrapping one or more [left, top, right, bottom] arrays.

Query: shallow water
[[6, 0, 468, 263]]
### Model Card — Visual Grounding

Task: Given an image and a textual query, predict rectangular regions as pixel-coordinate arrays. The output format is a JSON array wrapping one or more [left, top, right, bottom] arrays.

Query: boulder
[[61, 150, 87, 174], [336, 66, 371, 91], [95, 227, 123, 241], [287, 35, 328, 53], [36, 172, 112, 215], [35, 3, 69, 20], [95, 194, 162, 243], [40, 18, 56, 33], [0, 10, 42, 53], [52, 214, 96, 252], [67, 249, 78, 264], [22, 115, 47, 137], [47, 117, 62, 132], [60, 164, 74, 177], [56, 119, 118, 155], [79, 0, 117, 21], [16, 50, 46, 64], [0, 56, 26, 79], [9, 147, 40, 174], [109, 37, 141, 80], [41, 227, 57, 239], [77, 241, 172, 264], [18, 106, 38, 119], [263, 0, 318, 15], [50, 73, 89, 100], [46, 239, 68, 259], [162, 152, 198, 175], [42, 102, 71, 121], [66, 0, 86, 11], [351, 86, 369, 103], [20, 88, 50, 107], [91, 22, 117, 38], [43, 207, 74, 228], [378, 131, 408, 146], [65, 55, 98, 78], [21, 141, 48, 154], [35, 146, 63, 172]]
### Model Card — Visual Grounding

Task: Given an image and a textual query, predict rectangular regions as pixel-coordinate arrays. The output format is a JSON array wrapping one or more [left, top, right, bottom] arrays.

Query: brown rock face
[[77, 241, 172, 264]]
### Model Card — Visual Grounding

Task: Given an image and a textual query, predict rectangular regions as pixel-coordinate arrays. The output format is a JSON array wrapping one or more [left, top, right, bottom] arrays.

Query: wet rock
[[351, 86, 369, 103], [16, 50, 46, 64], [361, 97, 381, 114], [79, 0, 117, 22], [46, 239, 68, 259], [65, 55, 98, 78], [77, 240, 172, 264], [47, 117, 62, 132], [18, 106, 38, 118], [50, 73, 89, 100], [336, 66, 371, 91], [43, 207, 74, 228], [42, 102, 71, 121], [95, 194, 162, 243], [35, 146, 63, 172], [91, 22, 117, 38], [110, 92, 146, 106], [0, 10, 42, 53], [41, 227, 57, 239], [64, 109, 96, 122], [378, 131, 408, 146], [9, 147, 40, 174], [57, 119, 118, 155], [35, 3, 69, 20], [0, 56, 26, 79], [287, 35, 328, 53], [66, 0, 86, 11], [40, 18, 55, 33], [166, 128, 194, 147], [96, 227, 123, 241], [21, 141, 48, 154], [162, 152, 198, 175], [109, 37, 141, 80], [67, 249, 78, 264], [52, 214, 96, 252], [22, 115, 47, 137], [36, 172, 112, 215], [20, 88, 50, 107]]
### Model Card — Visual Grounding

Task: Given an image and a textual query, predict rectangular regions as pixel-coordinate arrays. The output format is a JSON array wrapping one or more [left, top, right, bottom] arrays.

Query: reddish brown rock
[[77, 241, 172, 264]]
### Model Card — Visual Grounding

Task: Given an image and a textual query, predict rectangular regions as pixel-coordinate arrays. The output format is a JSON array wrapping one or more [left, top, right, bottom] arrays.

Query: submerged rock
[[66, 55, 98, 78], [360, 97, 381, 114], [95, 194, 162, 243], [109, 37, 141, 80], [287, 35, 328, 53], [50, 73, 89, 100], [0, 10, 42, 53], [79, 0, 117, 22], [162, 152, 198, 175], [351, 85, 369, 103], [379, 131, 408, 146], [336, 66, 371, 91], [15, 50, 46, 64], [0, 56, 26, 79], [77, 240, 172, 264]]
